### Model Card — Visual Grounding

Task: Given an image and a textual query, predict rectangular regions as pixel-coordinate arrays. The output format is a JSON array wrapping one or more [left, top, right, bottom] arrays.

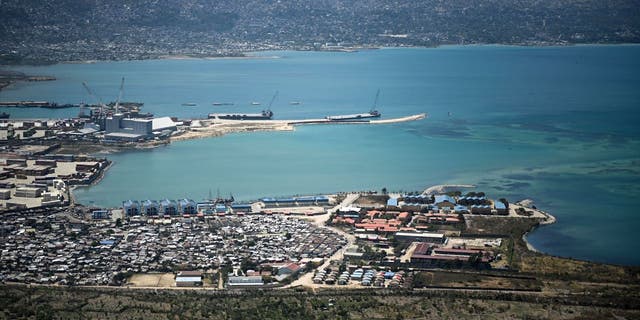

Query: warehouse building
[[394, 231, 446, 244], [175, 271, 203, 287], [227, 276, 264, 287], [104, 114, 153, 141]]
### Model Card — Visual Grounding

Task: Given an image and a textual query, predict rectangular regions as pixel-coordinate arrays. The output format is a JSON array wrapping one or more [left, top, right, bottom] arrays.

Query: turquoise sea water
[[2, 46, 639, 266]]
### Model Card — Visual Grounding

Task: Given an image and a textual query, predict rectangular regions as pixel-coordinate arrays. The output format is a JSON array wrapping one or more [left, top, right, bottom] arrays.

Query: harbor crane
[[114, 77, 125, 114], [81, 81, 107, 114], [267, 91, 278, 112], [371, 89, 381, 113]]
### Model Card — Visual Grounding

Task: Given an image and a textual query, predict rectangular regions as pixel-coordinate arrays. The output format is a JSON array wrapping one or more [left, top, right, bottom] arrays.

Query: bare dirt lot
[[128, 273, 175, 287]]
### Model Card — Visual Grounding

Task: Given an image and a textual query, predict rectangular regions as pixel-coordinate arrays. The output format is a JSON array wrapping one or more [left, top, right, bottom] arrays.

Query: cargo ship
[[325, 89, 383, 121], [326, 110, 381, 121], [208, 109, 273, 120]]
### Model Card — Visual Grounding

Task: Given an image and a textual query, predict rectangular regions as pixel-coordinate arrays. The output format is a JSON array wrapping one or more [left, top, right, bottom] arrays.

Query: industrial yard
[[0, 150, 109, 211]]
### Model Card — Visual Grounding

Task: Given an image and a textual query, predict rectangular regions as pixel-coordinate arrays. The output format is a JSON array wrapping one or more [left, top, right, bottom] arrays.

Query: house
[[397, 212, 410, 222], [278, 263, 301, 276]]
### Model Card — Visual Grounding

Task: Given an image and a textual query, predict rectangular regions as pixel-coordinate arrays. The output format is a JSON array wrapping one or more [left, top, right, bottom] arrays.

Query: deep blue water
[[2, 46, 639, 266]]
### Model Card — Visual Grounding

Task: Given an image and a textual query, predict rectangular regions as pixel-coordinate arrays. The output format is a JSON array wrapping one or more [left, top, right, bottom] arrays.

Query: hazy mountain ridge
[[1, 0, 639, 64]]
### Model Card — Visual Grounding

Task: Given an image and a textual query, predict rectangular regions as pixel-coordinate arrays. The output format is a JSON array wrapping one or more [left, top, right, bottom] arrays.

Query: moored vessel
[[209, 109, 273, 120], [326, 110, 381, 121]]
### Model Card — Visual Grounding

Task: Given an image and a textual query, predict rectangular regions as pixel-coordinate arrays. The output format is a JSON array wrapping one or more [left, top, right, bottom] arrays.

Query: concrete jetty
[[175, 113, 427, 142]]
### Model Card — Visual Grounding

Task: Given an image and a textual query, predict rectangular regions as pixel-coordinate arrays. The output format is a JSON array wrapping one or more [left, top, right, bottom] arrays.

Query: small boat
[[212, 102, 234, 106], [182, 103, 197, 106], [0, 112, 9, 119], [289, 101, 302, 105], [251, 102, 261, 106]]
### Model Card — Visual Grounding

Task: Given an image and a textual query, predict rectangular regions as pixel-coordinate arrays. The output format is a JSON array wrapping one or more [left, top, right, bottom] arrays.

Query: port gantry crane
[[114, 77, 125, 114], [81, 81, 107, 115]]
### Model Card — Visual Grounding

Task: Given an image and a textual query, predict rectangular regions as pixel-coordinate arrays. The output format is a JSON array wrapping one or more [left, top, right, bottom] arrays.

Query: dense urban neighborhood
[[1, 0, 639, 64]]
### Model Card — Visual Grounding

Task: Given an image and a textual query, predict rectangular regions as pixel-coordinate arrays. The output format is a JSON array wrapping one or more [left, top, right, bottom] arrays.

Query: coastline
[[69, 160, 113, 207], [5, 43, 639, 67], [515, 200, 557, 253], [158, 54, 281, 61]]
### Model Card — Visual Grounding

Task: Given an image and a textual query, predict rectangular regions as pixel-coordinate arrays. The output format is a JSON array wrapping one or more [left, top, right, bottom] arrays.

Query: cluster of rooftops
[[389, 193, 508, 215], [0, 210, 345, 286]]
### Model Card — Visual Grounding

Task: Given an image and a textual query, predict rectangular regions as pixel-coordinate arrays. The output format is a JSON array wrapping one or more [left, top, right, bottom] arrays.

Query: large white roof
[[152, 117, 176, 131], [395, 232, 445, 238]]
